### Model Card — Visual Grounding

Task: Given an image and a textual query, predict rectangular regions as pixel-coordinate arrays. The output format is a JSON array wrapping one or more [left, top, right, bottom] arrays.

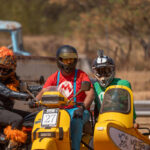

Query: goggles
[[0, 67, 13, 74], [61, 58, 75, 65], [0, 68, 9, 72], [94, 66, 113, 78]]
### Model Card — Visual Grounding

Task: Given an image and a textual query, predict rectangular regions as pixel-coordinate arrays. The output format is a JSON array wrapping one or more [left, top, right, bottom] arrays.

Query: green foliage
[[0, 0, 149, 37], [108, 0, 124, 4], [0, 0, 150, 62]]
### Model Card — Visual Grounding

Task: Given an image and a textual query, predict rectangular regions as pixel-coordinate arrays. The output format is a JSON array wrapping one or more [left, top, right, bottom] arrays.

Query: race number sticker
[[41, 109, 59, 128]]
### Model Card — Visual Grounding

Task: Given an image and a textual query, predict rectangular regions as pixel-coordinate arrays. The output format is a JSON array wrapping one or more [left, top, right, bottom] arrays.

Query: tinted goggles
[[61, 58, 75, 65], [0, 68, 13, 73], [95, 67, 113, 77]]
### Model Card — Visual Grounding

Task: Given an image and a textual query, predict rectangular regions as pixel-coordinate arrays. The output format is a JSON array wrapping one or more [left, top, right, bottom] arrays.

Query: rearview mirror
[[20, 82, 28, 92], [67, 81, 91, 104], [20, 82, 36, 100]]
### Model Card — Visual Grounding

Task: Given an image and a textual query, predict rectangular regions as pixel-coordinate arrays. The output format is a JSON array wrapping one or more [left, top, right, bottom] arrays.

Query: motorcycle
[[0, 84, 41, 150], [93, 85, 150, 150], [31, 81, 94, 150]]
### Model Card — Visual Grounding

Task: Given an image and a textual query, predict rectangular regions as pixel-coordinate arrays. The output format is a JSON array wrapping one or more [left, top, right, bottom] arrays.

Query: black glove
[[73, 105, 86, 119], [29, 100, 38, 108], [0, 82, 31, 101]]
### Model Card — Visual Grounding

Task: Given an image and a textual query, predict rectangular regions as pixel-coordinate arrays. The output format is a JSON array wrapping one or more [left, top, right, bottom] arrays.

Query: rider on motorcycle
[[0, 47, 30, 147], [92, 50, 137, 125], [36, 45, 94, 150]]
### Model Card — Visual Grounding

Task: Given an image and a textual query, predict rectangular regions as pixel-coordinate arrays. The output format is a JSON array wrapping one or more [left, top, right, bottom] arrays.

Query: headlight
[[42, 95, 64, 104], [38, 132, 56, 138]]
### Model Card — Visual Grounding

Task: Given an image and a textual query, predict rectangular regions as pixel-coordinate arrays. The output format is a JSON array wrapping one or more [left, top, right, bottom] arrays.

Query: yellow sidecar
[[94, 85, 150, 150]]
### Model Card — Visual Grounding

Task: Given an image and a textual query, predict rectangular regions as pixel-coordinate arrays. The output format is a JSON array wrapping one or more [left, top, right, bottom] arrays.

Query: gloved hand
[[73, 105, 85, 119], [25, 94, 32, 101], [29, 100, 39, 108]]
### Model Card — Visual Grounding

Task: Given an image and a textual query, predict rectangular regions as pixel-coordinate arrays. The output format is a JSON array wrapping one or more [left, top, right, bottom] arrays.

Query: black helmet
[[92, 50, 115, 87], [56, 45, 78, 73]]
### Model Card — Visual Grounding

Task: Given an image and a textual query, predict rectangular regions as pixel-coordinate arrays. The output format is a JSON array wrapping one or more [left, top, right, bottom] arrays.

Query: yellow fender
[[32, 138, 57, 150], [31, 109, 71, 150]]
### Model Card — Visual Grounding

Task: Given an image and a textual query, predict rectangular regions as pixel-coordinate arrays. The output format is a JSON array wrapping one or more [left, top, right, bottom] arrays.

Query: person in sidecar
[[36, 45, 94, 150], [0, 46, 30, 147], [92, 50, 138, 127]]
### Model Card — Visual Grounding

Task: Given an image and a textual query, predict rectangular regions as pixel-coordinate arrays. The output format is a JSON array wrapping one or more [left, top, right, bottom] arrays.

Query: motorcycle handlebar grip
[[29, 101, 39, 108]]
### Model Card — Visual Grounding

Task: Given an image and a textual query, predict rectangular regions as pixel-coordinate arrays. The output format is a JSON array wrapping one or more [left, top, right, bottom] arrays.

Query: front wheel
[[21, 143, 32, 150], [0, 144, 7, 150], [81, 135, 93, 150]]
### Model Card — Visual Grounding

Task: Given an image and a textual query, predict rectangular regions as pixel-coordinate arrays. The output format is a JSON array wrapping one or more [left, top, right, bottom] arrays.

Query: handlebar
[[29, 101, 39, 108], [26, 100, 84, 109], [24, 100, 40, 108]]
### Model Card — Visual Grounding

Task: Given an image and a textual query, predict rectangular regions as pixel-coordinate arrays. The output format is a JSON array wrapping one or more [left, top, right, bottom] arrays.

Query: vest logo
[[99, 92, 104, 104], [58, 81, 73, 98]]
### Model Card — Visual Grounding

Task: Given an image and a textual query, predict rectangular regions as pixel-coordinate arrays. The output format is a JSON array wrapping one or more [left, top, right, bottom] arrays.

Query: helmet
[[92, 50, 115, 87], [56, 45, 78, 73], [0, 46, 17, 79]]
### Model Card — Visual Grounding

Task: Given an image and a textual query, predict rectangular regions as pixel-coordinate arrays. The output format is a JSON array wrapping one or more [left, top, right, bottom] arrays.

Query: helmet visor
[[61, 58, 75, 65], [94, 66, 113, 78], [0, 67, 13, 76], [59, 52, 78, 59]]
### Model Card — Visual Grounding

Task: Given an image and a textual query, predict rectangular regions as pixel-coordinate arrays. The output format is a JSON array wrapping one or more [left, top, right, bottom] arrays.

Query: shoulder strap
[[57, 71, 60, 86], [57, 70, 78, 103], [73, 69, 78, 103], [94, 82, 103, 104], [94, 82, 101, 94]]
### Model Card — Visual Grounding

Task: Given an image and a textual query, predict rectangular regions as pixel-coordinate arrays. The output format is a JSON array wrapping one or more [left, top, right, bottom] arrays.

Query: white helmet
[[92, 50, 115, 87]]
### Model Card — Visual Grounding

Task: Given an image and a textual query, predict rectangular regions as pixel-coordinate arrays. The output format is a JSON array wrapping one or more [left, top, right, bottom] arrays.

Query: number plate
[[41, 109, 59, 128]]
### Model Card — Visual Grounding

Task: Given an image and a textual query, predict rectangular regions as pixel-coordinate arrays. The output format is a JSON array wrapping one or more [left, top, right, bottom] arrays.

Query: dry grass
[[23, 35, 85, 57], [117, 71, 150, 100]]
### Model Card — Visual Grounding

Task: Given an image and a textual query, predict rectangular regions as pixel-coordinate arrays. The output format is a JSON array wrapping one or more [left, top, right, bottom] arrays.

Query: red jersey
[[43, 69, 93, 103]]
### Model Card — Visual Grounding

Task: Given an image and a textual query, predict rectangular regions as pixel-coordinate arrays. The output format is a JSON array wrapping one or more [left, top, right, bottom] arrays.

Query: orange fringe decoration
[[22, 126, 32, 132], [6, 84, 18, 92], [4, 126, 27, 143], [6, 74, 20, 92]]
